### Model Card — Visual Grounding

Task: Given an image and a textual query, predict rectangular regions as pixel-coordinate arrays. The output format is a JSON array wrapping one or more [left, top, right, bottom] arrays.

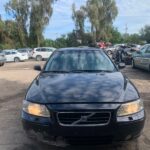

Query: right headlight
[[23, 100, 50, 117], [117, 99, 144, 117]]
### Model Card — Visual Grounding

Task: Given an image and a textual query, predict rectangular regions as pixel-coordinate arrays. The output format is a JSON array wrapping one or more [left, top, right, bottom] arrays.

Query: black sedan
[[22, 47, 145, 145]]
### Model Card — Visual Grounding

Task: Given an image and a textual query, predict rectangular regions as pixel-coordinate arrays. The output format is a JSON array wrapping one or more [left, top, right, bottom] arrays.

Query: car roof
[[57, 47, 102, 52], [4, 49, 17, 52], [35, 47, 55, 49]]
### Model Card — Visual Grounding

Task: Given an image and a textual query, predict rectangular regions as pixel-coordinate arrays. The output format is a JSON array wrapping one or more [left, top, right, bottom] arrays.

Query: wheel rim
[[15, 58, 19, 62]]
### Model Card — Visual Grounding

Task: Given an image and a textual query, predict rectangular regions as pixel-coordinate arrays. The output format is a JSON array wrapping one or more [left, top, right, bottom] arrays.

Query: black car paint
[[26, 72, 139, 104]]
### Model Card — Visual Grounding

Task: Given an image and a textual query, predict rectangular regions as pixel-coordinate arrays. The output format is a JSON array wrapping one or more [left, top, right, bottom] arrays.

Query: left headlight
[[23, 100, 50, 117], [117, 99, 144, 117]]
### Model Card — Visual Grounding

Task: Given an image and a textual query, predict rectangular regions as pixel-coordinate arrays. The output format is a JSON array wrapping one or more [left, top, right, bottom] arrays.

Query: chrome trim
[[57, 111, 111, 127]]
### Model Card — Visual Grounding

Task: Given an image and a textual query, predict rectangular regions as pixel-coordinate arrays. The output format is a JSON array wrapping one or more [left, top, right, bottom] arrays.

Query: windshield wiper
[[69, 70, 114, 73], [43, 70, 70, 73]]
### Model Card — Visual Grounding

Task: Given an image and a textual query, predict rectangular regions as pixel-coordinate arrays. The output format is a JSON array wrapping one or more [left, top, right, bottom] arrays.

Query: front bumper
[[22, 110, 145, 145]]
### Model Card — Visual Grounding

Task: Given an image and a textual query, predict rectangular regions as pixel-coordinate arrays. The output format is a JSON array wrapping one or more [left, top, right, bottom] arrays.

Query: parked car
[[3, 50, 28, 62], [132, 44, 150, 71], [17, 48, 33, 59], [22, 47, 145, 145], [32, 47, 56, 61], [0, 51, 6, 66]]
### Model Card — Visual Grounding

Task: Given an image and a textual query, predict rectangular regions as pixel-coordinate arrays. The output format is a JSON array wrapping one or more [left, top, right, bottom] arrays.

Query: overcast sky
[[1, 0, 150, 39]]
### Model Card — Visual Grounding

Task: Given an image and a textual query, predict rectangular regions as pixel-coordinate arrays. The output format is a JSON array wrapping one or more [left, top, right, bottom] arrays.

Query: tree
[[72, 4, 86, 44], [29, 0, 55, 47], [5, 0, 56, 48], [107, 27, 123, 44], [140, 25, 150, 43], [85, 0, 118, 42], [5, 0, 29, 47]]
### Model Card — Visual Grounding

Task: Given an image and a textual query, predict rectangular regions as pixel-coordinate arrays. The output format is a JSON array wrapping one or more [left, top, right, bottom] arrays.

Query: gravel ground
[[0, 61, 149, 150]]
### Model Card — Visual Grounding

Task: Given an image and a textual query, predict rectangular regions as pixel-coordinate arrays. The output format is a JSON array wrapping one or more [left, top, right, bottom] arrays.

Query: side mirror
[[34, 65, 41, 71], [118, 63, 126, 69]]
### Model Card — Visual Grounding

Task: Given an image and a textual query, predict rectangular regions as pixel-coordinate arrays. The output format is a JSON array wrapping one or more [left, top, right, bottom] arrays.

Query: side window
[[5, 52, 11, 55], [140, 45, 148, 53], [36, 49, 41, 52], [145, 46, 150, 53], [47, 48, 52, 52], [41, 48, 47, 52], [12, 52, 17, 54]]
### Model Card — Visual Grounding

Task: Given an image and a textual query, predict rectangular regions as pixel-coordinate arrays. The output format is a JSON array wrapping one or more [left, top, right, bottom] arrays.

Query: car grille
[[57, 112, 111, 126]]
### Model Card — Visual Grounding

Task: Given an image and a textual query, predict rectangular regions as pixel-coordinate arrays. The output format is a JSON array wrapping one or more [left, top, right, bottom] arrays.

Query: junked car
[[22, 47, 145, 145], [132, 44, 150, 71]]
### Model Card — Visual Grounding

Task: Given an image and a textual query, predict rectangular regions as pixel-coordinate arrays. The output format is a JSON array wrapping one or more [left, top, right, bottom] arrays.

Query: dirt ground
[[0, 61, 149, 150]]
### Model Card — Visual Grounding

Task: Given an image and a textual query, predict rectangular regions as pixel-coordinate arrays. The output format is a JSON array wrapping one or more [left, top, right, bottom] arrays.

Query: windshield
[[45, 50, 116, 72]]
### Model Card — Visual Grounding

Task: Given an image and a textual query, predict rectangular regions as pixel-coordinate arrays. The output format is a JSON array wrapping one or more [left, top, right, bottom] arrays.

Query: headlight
[[117, 99, 144, 117], [23, 100, 50, 117]]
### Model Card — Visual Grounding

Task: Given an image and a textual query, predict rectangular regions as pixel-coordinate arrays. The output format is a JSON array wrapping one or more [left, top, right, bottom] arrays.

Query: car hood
[[26, 72, 139, 104]]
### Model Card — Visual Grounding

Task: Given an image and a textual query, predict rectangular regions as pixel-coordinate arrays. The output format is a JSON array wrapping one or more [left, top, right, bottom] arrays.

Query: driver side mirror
[[118, 63, 126, 69], [34, 65, 42, 71]]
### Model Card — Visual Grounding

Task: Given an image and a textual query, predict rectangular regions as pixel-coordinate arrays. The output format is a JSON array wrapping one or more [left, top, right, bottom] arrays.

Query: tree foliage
[[85, 0, 118, 42], [5, 0, 56, 48], [140, 25, 150, 43]]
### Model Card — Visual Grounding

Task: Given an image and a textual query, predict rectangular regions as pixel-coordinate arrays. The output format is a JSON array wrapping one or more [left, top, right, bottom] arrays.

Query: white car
[[3, 50, 28, 62], [32, 47, 56, 61]]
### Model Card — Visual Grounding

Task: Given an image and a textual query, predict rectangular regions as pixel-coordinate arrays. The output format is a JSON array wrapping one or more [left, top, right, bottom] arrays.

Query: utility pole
[[125, 24, 128, 34]]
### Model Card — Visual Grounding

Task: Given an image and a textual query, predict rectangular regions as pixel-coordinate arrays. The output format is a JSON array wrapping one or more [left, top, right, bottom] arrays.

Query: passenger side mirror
[[118, 63, 126, 69], [34, 65, 41, 71]]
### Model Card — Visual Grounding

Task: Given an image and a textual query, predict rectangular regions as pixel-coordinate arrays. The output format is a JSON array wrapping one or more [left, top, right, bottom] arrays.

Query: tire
[[14, 57, 20, 62], [36, 55, 42, 61], [107, 50, 112, 55], [132, 59, 136, 69]]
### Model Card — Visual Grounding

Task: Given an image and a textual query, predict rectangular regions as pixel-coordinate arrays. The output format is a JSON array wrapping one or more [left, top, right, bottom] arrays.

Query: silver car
[[0, 51, 6, 66], [132, 44, 150, 71]]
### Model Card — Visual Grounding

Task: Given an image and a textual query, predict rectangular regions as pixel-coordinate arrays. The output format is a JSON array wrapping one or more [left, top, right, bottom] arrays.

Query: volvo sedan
[[22, 47, 145, 145]]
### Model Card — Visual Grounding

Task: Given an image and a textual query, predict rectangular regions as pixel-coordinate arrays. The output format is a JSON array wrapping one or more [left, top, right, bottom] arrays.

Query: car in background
[[132, 44, 150, 71], [3, 50, 28, 62], [0, 51, 6, 66], [32, 47, 56, 61], [22, 47, 145, 145], [17, 48, 33, 59], [105, 44, 126, 55]]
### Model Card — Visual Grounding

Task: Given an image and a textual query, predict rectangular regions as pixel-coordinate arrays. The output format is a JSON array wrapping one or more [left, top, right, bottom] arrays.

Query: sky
[[1, 0, 150, 39]]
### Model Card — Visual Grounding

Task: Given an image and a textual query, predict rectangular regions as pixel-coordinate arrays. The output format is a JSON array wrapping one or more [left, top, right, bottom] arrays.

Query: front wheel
[[14, 57, 20, 62]]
